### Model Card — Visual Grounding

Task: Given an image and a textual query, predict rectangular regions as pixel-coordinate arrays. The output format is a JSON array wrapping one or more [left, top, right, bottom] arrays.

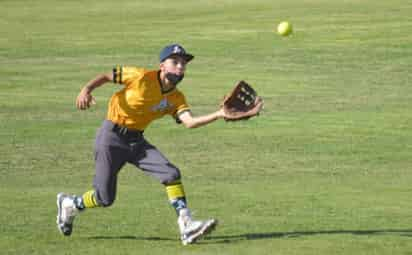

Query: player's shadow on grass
[[88, 229, 412, 244], [204, 229, 412, 244]]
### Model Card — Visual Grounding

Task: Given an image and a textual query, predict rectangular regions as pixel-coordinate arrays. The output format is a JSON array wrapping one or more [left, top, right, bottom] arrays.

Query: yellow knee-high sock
[[82, 190, 100, 208], [166, 180, 186, 200], [165, 180, 187, 214]]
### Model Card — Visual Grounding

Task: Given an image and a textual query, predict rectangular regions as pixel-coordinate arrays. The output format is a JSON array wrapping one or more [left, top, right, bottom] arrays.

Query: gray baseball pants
[[93, 120, 181, 206]]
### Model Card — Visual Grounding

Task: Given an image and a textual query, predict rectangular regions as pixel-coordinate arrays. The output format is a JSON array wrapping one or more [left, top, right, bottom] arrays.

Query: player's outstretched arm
[[178, 109, 225, 129], [76, 73, 112, 110]]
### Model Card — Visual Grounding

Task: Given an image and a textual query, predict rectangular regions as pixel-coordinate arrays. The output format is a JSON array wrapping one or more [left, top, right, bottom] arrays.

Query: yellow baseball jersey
[[107, 66, 190, 131]]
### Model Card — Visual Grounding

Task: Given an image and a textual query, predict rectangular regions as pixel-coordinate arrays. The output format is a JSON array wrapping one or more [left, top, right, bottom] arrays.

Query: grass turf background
[[1, 0, 412, 254]]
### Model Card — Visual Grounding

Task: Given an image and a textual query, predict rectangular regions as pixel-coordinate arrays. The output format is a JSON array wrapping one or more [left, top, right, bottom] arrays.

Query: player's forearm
[[82, 73, 112, 93], [185, 110, 224, 128]]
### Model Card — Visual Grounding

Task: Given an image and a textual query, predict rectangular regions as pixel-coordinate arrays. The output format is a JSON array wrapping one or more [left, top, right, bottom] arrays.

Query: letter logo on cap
[[173, 45, 182, 54]]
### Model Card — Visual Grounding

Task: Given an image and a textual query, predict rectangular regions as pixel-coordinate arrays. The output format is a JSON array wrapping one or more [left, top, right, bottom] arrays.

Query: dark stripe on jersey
[[162, 86, 175, 94], [175, 109, 191, 124], [112, 67, 117, 83], [118, 66, 122, 84]]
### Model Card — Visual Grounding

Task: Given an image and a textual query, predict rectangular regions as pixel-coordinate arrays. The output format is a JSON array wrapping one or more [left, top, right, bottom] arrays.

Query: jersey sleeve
[[112, 66, 144, 86], [170, 91, 191, 123]]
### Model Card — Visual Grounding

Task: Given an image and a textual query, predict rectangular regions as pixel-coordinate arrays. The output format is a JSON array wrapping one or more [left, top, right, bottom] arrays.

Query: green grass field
[[1, 0, 412, 254]]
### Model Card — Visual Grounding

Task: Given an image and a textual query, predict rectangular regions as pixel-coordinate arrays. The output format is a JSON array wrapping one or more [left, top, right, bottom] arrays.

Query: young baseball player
[[57, 44, 227, 245]]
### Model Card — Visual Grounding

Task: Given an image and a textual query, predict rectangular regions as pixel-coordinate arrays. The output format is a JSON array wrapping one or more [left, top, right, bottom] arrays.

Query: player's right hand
[[76, 89, 96, 110]]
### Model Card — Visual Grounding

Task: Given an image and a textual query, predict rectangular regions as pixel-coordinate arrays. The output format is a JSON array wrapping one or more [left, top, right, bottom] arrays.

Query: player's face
[[160, 56, 187, 75]]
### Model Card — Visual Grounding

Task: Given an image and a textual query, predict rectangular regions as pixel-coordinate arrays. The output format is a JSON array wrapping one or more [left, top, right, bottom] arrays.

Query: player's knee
[[95, 191, 116, 207], [100, 198, 115, 207], [162, 167, 181, 184]]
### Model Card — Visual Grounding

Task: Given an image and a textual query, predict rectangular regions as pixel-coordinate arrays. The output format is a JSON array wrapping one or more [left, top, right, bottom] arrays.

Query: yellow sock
[[82, 190, 100, 208], [165, 180, 186, 201], [165, 180, 187, 214]]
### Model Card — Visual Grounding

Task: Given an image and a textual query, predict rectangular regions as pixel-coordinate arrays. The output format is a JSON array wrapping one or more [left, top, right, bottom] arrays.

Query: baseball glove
[[221, 80, 263, 121]]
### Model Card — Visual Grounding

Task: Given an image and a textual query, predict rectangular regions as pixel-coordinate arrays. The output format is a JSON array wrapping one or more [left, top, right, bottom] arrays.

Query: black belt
[[110, 122, 143, 138]]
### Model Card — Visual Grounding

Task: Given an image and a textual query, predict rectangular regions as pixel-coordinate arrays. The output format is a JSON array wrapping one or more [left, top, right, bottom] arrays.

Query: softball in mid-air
[[277, 21, 293, 36]]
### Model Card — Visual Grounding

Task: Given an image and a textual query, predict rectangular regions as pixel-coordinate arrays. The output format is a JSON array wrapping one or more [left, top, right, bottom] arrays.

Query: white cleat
[[178, 208, 218, 245], [56, 193, 79, 236]]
